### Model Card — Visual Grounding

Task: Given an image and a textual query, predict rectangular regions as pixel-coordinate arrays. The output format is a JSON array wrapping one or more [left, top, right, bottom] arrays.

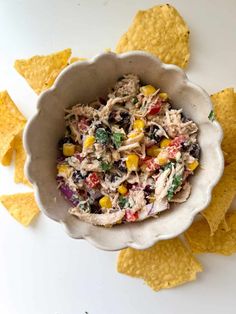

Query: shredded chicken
[[58, 74, 200, 226]]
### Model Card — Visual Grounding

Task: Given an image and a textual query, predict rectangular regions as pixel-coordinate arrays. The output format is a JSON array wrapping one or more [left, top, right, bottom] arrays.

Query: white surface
[[0, 0, 235, 313]]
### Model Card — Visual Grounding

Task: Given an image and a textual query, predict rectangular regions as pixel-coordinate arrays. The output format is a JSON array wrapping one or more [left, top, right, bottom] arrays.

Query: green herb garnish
[[95, 128, 109, 144], [111, 132, 123, 148], [132, 97, 138, 104], [208, 110, 215, 122], [167, 174, 182, 201], [163, 162, 175, 171], [118, 196, 128, 208], [100, 162, 112, 172]]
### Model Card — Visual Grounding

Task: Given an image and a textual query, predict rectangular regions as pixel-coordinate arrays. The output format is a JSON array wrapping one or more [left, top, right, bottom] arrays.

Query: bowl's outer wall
[[24, 52, 224, 250]]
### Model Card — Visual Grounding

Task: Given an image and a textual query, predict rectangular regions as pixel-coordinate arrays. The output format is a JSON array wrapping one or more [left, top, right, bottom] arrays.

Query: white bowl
[[24, 51, 224, 251]]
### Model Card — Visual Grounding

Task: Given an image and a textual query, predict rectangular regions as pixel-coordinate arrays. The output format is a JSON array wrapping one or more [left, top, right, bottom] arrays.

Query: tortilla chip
[[14, 48, 72, 94], [185, 212, 236, 255], [202, 161, 236, 234], [117, 238, 202, 292], [69, 57, 87, 64], [0, 192, 39, 226], [1, 146, 14, 166], [14, 131, 31, 186], [211, 88, 236, 165], [0, 91, 26, 165], [116, 4, 190, 68]]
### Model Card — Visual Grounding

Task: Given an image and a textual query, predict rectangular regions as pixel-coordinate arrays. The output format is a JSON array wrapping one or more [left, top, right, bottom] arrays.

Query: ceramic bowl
[[24, 51, 224, 251]]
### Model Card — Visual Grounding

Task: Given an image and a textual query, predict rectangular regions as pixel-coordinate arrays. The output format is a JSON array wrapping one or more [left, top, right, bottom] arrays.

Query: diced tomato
[[78, 118, 89, 132], [170, 135, 186, 148], [125, 210, 139, 222], [166, 146, 179, 159], [85, 172, 100, 188], [148, 100, 162, 115]]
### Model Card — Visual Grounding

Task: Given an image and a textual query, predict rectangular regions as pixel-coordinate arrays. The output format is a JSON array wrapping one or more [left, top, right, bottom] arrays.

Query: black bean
[[181, 141, 190, 152], [149, 125, 162, 143], [113, 160, 127, 173], [72, 170, 85, 183], [90, 202, 102, 214], [190, 143, 201, 159], [118, 112, 130, 132]]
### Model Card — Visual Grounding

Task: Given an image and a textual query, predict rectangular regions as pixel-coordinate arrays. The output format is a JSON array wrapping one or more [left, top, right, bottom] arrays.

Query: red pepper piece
[[125, 210, 139, 222], [148, 101, 162, 115], [85, 172, 100, 188]]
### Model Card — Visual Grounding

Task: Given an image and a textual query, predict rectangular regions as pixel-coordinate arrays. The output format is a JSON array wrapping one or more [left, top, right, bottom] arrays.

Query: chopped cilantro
[[100, 162, 112, 172], [208, 110, 215, 122], [163, 162, 175, 171], [111, 132, 123, 148], [132, 97, 138, 104], [167, 174, 182, 201], [118, 196, 128, 208], [95, 128, 109, 144]]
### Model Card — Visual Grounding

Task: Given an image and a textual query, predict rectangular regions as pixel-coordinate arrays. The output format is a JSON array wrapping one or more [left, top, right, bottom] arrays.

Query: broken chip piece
[[202, 161, 236, 235], [0, 91, 26, 165], [14, 48, 72, 94], [14, 131, 31, 186], [185, 211, 236, 255], [117, 238, 202, 292], [211, 88, 236, 165], [0, 192, 39, 226], [116, 4, 190, 68]]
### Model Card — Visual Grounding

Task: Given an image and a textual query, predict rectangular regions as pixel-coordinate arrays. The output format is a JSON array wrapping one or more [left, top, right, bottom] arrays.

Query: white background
[[0, 1, 236, 313]]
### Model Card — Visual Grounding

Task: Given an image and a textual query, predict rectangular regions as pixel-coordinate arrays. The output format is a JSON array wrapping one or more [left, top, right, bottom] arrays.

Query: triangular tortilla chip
[[14, 131, 31, 186], [0, 91, 26, 165], [211, 88, 236, 165], [116, 4, 190, 68], [202, 161, 236, 234], [14, 48, 72, 94], [185, 212, 236, 255], [0, 192, 39, 226], [117, 238, 202, 292]]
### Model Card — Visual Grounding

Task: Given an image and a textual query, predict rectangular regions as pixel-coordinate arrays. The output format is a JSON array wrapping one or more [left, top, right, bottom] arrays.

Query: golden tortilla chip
[[0, 91, 26, 165], [14, 131, 31, 186], [202, 161, 236, 235], [117, 238, 202, 292], [69, 57, 87, 64], [0, 192, 39, 226], [185, 211, 236, 255], [1, 146, 14, 166], [116, 4, 190, 68], [211, 88, 236, 165], [14, 48, 72, 94]]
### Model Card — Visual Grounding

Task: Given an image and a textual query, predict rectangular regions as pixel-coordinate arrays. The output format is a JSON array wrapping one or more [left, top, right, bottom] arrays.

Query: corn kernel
[[159, 92, 168, 101], [160, 138, 171, 148], [63, 143, 75, 156], [126, 154, 139, 171], [118, 184, 128, 195], [147, 145, 162, 157], [99, 196, 112, 208], [128, 130, 141, 138], [187, 160, 199, 171], [57, 164, 71, 176], [133, 119, 145, 130], [156, 156, 168, 166], [83, 136, 95, 149], [140, 85, 156, 96]]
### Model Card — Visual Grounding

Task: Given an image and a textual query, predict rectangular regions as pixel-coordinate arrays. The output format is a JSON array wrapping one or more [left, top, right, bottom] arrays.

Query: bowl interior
[[24, 52, 223, 250]]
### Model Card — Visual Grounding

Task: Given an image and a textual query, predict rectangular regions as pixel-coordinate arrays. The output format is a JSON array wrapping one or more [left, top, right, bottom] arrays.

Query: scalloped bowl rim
[[24, 51, 224, 251]]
